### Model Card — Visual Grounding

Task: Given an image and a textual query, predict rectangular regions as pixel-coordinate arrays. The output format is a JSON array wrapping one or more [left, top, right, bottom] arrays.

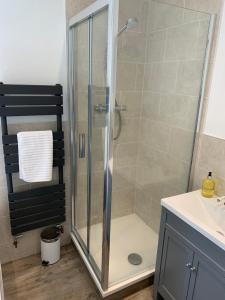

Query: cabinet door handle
[[185, 263, 192, 268], [79, 133, 85, 158]]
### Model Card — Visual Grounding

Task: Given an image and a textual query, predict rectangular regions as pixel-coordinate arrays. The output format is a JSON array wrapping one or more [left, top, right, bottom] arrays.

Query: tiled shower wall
[[112, 0, 149, 218], [114, 0, 225, 232], [152, 1, 225, 196], [134, 0, 212, 232]]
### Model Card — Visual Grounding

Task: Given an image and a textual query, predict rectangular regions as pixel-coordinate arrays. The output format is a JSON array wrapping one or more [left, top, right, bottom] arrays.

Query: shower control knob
[[185, 263, 192, 268], [190, 266, 197, 272], [95, 104, 107, 113]]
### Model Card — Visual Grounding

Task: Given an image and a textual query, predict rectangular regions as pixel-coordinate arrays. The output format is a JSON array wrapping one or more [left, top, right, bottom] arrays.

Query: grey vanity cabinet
[[158, 227, 194, 300], [154, 208, 225, 300], [187, 253, 225, 300]]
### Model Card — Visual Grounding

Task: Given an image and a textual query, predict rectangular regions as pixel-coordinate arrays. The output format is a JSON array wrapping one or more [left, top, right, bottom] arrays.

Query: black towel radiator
[[0, 83, 65, 246]]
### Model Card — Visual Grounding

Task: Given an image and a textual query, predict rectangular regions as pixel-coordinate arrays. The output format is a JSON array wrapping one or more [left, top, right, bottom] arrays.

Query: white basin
[[162, 190, 225, 251]]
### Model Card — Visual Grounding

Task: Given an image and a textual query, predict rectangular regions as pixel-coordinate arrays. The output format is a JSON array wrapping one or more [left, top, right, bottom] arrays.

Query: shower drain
[[128, 253, 142, 265]]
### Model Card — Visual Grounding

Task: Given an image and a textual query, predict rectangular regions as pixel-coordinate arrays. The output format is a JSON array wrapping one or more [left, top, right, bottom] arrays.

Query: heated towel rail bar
[[0, 83, 65, 238]]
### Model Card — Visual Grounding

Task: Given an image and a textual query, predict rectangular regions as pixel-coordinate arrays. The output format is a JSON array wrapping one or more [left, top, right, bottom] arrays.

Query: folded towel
[[17, 131, 53, 183]]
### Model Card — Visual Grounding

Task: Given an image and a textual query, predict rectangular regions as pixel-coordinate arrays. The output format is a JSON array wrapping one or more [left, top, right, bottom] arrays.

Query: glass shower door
[[72, 19, 89, 248], [70, 4, 110, 284], [89, 7, 109, 276]]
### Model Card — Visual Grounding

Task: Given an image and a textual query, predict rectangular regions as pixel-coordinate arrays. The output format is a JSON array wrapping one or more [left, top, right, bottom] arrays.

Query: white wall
[[204, 1, 225, 139], [0, 0, 67, 120]]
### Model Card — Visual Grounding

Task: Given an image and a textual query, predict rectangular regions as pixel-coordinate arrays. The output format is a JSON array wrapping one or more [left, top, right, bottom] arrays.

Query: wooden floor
[[2, 244, 153, 300]]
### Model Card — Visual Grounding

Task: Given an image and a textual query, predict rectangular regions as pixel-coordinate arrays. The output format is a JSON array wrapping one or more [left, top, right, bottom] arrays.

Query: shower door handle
[[79, 133, 85, 158]]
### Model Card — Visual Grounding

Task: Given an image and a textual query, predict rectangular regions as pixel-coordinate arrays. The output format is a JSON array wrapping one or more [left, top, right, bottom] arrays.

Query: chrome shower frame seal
[[188, 14, 216, 191]]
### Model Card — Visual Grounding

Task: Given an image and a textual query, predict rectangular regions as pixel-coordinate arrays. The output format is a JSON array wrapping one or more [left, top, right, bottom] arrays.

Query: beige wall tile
[[66, 0, 96, 19], [0, 188, 9, 217], [115, 143, 138, 168], [135, 64, 145, 90], [11, 229, 42, 257], [183, 9, 209, 23], [144, 62, 179, 93], [112, 166, 137, 191], [176, 60, 203, 96], [142, 92, 160, 119], [0, 217, 12, 248], [185, 0, 222, 14], [192, 134, 225, 196], [159, 94, 199, 130], [195, 19, 211, 59], [140, 119, 172, 152], [92, 59, 107, 87], [0, 245, 13, 264], [75, 195, 88, 229], [111, 188, 135, 218], [92, 9, 108, 61], [117, 62, 137, 91], [90, 193, 103, 225], [154, 0, 185, 6], [115, 117, 140, 144], [146, 30, 166, 63], [197, 135, 225, 180], [118, 32, 146, 63], [135, 184, 162, 233], [165, 22, 199, 60], [119, 91, 142, 118], [76, 174, 87, 198], [154, 0, 222, 14], [135, 188, 153, 223], [169, 127, 194, 162], [148, 1, 184, 32]]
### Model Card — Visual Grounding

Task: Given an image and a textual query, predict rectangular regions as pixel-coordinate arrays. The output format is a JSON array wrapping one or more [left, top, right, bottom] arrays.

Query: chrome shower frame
[[68, 0, 119, 295]]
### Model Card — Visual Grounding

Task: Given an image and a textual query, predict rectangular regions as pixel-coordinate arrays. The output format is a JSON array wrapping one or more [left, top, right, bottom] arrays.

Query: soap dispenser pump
[[201, 172, 215, 198]]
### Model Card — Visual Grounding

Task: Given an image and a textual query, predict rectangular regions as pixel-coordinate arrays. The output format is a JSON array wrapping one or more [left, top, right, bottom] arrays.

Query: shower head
[[117, 18, 139, 37]]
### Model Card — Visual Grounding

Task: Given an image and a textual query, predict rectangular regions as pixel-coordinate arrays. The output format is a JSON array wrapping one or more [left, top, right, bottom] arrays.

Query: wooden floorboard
[[2, 244, 153, 300]]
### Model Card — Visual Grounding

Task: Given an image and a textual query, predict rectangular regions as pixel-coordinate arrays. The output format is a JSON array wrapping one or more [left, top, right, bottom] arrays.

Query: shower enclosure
[[68, 0, 213, 296]]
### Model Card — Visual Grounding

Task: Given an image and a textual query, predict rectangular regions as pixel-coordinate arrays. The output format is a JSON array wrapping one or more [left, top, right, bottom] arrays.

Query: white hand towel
[[17, 131, 53, 183]]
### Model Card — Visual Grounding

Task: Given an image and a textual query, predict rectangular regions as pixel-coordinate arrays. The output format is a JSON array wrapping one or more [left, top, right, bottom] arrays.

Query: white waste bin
[[41, 227, 61, 265]]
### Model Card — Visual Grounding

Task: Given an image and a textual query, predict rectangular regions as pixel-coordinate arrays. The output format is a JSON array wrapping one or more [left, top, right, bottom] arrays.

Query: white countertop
[[161, 190, 225, 251]]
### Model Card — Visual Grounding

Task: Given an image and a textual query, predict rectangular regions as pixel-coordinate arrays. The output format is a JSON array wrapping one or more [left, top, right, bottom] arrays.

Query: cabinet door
[[188, 253, 225, 300], [158, 227, 194, 300]]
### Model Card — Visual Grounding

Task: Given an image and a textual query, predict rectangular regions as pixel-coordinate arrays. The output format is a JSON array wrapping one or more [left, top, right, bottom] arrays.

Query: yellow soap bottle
[[201, 172, 215, 198]]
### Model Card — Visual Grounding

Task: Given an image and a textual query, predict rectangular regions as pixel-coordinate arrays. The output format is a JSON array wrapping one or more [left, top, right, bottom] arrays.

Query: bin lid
[[41, 227, 60, 242]]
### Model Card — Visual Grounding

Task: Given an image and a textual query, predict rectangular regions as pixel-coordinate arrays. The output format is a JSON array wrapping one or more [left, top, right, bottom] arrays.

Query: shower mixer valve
[[94, 104, 107, 113], [94, 103, 127, 113]]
